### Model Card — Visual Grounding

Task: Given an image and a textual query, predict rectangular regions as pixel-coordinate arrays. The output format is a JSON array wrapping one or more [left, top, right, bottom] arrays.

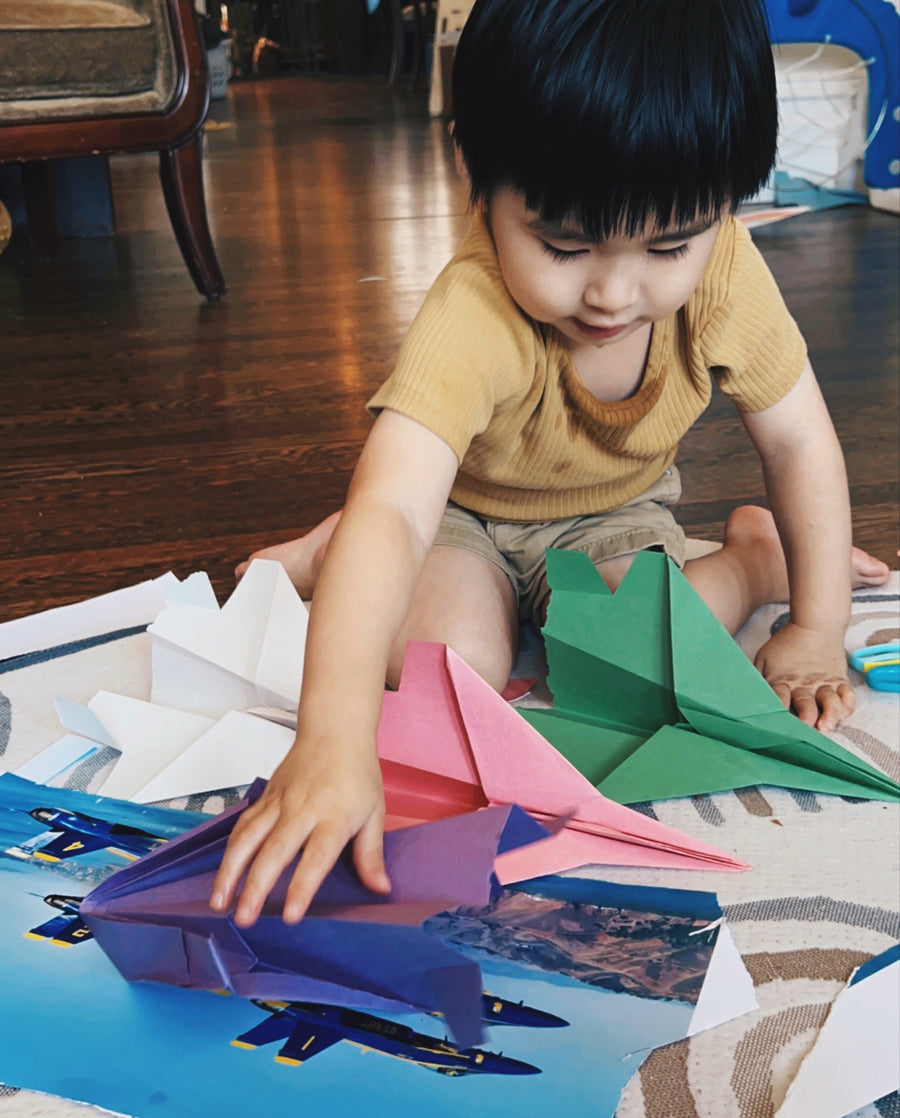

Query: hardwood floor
[[1, 76, 897, 624]]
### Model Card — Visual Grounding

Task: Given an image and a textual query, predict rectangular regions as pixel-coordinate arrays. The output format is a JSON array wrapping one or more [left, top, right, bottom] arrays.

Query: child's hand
[[209, 734, 390, 927], [753, 621, 855, 733]]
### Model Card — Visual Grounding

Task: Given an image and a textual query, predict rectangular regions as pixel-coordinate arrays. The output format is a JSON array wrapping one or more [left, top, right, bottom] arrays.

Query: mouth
[[572, 318, 630, 341]]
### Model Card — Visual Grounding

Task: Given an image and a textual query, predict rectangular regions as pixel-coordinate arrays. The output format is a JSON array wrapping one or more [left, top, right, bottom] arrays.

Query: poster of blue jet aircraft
[[0, 774, 736, 1118]]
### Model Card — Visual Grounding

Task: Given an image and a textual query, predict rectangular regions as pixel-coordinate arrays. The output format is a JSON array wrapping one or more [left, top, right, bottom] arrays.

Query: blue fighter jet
[[24, 894, 92, 947], [232, 996, 567, 1076], [6, 807, 165, 863]]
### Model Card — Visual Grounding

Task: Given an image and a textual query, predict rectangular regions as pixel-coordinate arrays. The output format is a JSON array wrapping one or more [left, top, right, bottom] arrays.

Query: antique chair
[[0, 0, 226, 298]]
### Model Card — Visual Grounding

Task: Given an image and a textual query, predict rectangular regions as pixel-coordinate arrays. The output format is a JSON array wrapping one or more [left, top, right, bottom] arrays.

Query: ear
[[449, 127, 471, 191]]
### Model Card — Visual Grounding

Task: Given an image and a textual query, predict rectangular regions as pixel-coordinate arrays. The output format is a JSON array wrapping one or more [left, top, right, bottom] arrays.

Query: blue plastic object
[[848, 641, 900, 692], [765, 0, 900, 191]]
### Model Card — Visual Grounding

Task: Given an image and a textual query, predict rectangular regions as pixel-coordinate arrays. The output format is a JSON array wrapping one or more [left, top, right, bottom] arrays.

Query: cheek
[[649, 262, 708, 313], [501, 254, 559, 316]]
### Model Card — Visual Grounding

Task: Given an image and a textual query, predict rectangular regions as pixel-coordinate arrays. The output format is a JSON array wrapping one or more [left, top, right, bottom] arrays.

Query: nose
[[582, 263, 639, 316]]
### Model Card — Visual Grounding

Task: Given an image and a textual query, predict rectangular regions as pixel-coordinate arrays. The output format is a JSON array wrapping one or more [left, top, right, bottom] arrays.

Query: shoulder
[[685, 216, 807, 410], [367, 214, 542, 460], [412, 212, 538, 366], [685, 215, 801, 352], [686, 216, 777, 322]]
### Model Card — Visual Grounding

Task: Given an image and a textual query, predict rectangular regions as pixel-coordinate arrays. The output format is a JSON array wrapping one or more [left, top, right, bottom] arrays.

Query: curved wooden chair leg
[[159, 135, 226, 299], [22, 161, 60, 258]]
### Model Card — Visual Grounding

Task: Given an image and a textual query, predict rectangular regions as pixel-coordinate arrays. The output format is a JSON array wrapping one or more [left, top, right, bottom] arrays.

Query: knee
[[449, 632, 514, 693], [387, 629, 514, 694]]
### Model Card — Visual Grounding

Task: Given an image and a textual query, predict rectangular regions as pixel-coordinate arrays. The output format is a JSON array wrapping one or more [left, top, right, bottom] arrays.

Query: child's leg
[[596, 505, 889, 635], [235, 509, 342, 594], [387, 544, 518, 692]]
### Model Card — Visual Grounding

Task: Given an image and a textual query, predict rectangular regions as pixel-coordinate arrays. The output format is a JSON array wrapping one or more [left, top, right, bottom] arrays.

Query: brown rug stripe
[[638, 1040, 698, 1118], [734, 787, 773, 816], [742, 947, 871, 986], [866, 626, 900, 645], [838, 725, 900, 782], [732, 1003, 830, 1118]]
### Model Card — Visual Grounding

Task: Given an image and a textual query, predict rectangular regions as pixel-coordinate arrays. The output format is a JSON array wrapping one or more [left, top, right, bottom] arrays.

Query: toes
[[850, 547, 891, 587]]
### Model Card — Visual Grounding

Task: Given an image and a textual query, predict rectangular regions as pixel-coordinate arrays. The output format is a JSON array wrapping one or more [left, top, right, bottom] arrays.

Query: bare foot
[[720, 505, 890, 599], [717, 505, 791, 606], [850, 548, 891, 587], [685, 506, 891, 635], [235, 510, 342, 597]]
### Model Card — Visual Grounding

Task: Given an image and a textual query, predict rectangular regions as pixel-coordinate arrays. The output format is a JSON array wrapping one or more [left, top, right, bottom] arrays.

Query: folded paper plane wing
[[148, 560, 308, 718], [522, 550, 899, 804], [376, 642, 748, 880], [54, 694, 295, 804], [81, 780, 554, 1048]]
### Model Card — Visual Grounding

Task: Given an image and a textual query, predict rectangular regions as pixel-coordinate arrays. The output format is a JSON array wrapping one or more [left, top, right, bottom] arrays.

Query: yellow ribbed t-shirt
[[368, 212, 807, 522]]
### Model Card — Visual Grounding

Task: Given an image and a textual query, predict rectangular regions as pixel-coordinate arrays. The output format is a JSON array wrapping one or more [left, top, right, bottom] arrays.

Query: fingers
[[281, 826, 349, 924], [235, 812, 318, 927], [789, 687, 820, 727], [772, 681, 792, 711], [772, 679, 856, 732], [353, 812, 391, 896], [813, 681, 855, 733], [209, 798, 286, 915]]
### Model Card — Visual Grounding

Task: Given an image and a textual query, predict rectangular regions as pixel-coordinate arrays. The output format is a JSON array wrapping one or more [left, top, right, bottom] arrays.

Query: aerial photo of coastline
[[426, 878, 720, 1005]]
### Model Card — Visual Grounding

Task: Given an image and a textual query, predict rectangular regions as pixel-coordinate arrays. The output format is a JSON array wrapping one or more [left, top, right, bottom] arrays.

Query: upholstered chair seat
[[0, 0, 225, 297]]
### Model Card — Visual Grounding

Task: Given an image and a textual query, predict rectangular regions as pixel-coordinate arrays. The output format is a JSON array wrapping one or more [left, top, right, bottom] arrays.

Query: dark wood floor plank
[[1, 76, 897, 626]]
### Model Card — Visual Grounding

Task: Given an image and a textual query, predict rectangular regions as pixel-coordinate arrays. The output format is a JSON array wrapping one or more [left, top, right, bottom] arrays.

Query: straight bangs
[[452, 0, 778, 240]]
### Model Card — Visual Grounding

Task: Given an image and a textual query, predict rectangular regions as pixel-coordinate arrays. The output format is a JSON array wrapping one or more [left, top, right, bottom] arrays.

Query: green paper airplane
[[520, 549, 899, 805]]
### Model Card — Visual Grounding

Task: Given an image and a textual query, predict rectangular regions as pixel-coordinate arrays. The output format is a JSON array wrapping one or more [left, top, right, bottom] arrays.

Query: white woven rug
[[0, 575, 897, 1118]]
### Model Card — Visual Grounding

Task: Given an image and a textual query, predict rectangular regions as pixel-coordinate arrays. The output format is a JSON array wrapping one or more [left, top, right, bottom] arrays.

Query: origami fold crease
[[81, 780, 554, 1047], [147, 560, 308, 718], [374, 641, 748, 878], [521, 549, 900, 804]]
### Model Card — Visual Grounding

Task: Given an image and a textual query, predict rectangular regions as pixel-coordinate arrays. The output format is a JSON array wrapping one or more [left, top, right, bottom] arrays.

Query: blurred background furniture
[[388, 0, 435, 90], [428, 0, 474, 116], [765, 0, 900, 212], [0, 0, 226, 298]]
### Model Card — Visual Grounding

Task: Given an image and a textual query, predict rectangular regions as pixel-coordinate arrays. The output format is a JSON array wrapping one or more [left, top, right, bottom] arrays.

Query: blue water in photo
[[0, 775, 702, 1118]]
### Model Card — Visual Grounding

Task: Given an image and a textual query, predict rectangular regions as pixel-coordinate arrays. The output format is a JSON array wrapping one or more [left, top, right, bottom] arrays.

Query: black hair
[[451, 0, 778, 239]]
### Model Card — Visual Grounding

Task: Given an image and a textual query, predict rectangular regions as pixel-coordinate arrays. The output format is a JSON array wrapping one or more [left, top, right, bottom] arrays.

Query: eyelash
[[649, 243, 691, 260], [540, 241, 691, 262], [541, 242, 586, 262]]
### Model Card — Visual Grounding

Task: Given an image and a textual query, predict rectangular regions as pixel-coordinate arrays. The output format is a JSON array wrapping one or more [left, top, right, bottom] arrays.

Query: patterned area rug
[[0, 575, 897, 1118]]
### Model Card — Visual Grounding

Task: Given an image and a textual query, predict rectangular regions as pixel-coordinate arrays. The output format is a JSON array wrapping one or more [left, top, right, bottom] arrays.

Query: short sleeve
[[367, 230, 538, 463], [696, 220, 808, 413]]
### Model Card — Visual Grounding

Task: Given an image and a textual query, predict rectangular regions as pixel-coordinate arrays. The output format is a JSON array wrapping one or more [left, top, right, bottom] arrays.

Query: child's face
[[486, 188, 722, 350]]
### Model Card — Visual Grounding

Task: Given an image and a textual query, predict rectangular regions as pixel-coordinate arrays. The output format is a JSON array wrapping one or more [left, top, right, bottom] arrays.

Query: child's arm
[[210, 409, 460, 926], [740, 361, 854, 731]]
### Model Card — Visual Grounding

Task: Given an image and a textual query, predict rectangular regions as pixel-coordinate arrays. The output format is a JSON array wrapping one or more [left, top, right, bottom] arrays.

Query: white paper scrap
[[0, 574, 181, 661], [688, 920, 758, 1036], [774, 948, 900, 1118]]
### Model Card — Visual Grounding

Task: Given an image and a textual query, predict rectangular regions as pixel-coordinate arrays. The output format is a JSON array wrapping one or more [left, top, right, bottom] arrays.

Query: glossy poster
[[0, 774, 744, 1118]]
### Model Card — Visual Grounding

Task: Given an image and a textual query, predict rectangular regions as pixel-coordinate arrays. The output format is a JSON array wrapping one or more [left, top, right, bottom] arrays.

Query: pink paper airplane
[[377, 643, 749, 881]]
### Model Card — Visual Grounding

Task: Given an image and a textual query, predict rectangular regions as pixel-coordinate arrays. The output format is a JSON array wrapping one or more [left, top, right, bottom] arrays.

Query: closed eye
[[648, 242, 691, 260], [541, 241, 588, 262]]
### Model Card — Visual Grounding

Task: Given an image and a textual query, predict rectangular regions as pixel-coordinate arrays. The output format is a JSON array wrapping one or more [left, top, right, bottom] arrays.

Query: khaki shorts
[[434, 467, 686, 626]]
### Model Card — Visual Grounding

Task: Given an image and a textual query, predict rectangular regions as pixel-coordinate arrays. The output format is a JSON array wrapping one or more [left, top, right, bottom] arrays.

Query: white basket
[[773, 42, 868, 190]]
